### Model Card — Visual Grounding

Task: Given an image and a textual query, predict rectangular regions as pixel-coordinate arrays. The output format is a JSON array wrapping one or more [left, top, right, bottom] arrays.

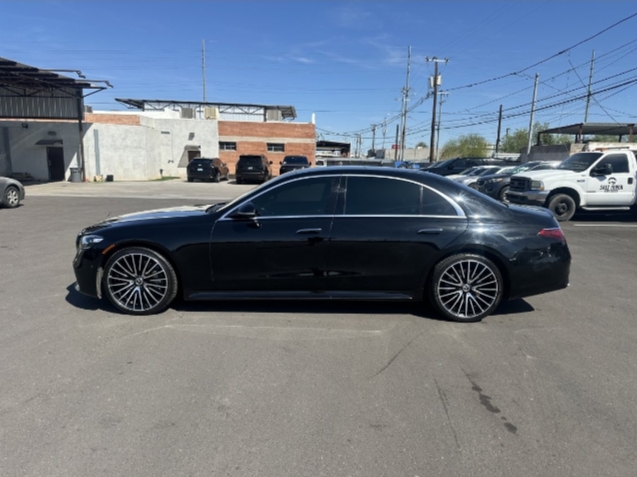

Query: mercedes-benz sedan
[[73, 167, 571, 322]]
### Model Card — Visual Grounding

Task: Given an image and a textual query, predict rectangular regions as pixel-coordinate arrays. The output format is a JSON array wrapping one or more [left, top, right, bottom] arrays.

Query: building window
[[219, 141, 237, 151], [267, 143, 285, 153]]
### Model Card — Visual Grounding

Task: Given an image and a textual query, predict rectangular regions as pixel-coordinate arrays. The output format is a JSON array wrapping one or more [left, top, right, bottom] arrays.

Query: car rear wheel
[[498, 185, 510, 202], [212, 170, 221, 183], [103, 247, 178, 315], [429, 254, 503, 322], [548, 193, 576, 222], [187, 177, 194, 183], [3, 186, 20, 208]]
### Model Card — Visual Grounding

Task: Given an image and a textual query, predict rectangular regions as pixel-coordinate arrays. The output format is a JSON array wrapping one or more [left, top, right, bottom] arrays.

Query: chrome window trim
[[219, 172, 466, 220], [220, 174, 342, 220], [219, 214, 464, 222]]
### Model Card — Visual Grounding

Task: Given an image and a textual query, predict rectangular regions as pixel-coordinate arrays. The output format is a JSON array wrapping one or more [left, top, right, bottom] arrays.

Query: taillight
[[538, 227, 566, 242]]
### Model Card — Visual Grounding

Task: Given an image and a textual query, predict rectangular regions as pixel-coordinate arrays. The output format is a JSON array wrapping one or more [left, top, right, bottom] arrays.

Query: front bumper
[[73, 246, 104, 298], [506, 190, 550, 207]]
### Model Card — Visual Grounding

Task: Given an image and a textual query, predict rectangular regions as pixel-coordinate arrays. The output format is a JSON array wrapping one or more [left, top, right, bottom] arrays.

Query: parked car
[[426, 157, 504, 177], [0, 176, 25, 208], [280, 155, 311, 175], [453, 166, 509, 188], [476, 161, 561, 201], [72, 166, 571, 322], [235, 154, 272, 184], [187, 158, 229, 183]]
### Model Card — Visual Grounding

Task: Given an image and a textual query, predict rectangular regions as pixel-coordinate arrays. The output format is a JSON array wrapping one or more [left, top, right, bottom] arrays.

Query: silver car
[[0, 176, 26, 208]]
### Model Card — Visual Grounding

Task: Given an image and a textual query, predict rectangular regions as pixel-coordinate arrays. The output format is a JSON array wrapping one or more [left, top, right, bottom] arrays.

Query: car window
[[421, 187, 459, 216], [452, 159, 467, 169], [597, 154, 629, 174], [189, 158, 211, 166], [251, 177, 335, 217], [343, 176, 457, 216]]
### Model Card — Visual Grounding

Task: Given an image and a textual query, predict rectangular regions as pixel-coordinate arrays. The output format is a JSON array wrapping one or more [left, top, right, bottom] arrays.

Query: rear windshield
[[283, 156, 309, 164], [238, 156, 263, 165], [189, 159, 211, 166]]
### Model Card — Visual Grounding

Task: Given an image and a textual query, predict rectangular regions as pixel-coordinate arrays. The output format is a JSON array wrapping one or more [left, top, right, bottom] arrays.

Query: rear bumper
[[508, 243, 571, 300], [236, 171, 267, 181]]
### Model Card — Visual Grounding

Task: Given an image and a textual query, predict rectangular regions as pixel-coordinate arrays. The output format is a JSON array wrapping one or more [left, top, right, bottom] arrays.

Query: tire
[[548, 193, 576, 222], [103, 247, 178, 315], [187, 177, 194, 183], [236, 178, 242, 184], [498, 185, 510, 202], [3, 186, 20, 208], [212, 170, 221, 183], [429, 254, 504, 322]]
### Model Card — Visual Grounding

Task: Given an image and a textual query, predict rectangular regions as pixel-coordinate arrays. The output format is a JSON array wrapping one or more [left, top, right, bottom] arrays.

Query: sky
[[2, 0, 637, 151]]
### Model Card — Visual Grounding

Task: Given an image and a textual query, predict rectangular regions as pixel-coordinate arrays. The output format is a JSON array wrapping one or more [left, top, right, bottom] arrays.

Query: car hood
[[513, 169, 580, 181], [86, 205, 212, 231]]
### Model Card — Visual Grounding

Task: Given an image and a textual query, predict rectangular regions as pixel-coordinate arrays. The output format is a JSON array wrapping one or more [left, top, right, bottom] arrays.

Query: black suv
[[235, 155, 272, 184], [187, 158, 230, 183], [279, 155, 311, 175], [426, 157, 504, 177]]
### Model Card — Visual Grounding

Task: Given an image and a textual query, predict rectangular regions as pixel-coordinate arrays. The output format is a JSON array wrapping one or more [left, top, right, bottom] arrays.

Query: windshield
[[283, 156, 309, 164], [429, 159, 451, 169], [557, 152, 603, 172], [460, 167, 480, 176]]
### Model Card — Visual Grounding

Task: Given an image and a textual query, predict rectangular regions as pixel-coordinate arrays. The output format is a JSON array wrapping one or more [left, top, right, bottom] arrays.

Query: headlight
[[530, 180, 544, 191], [79, 234, 104, 249]]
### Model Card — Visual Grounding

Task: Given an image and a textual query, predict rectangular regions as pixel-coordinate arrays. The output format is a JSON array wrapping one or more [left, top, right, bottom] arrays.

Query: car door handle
[[417, 228, 443, 234], [296, 228, 322, 235]]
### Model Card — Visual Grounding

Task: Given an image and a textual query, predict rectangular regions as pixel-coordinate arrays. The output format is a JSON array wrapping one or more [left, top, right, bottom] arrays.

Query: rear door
[[326, 175, 468, 296]]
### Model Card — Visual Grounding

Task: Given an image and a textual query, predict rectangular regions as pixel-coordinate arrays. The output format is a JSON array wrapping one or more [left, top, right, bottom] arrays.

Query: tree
[[588, 134, 625, 143], [501, 122, 570, 153], [440, 134, 489, 159], [415, 141, 428, 148]]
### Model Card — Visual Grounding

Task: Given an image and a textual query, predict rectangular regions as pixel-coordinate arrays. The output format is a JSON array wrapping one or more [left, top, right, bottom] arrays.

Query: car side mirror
[[269, 161, 273, 165], [231, 202, 257, 219], [592, 163, 612, 176], [279, 161, 282, 165]]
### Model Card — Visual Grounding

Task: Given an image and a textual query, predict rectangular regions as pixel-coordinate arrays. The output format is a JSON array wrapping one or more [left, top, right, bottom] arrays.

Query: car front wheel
[[103, 247, 178, 315], [429, 254, 503, 322], [3, 186, 20, 208]]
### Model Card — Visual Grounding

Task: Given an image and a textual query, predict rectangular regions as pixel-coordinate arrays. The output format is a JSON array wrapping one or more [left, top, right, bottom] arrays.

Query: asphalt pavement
[[0, 184, 636, 477]]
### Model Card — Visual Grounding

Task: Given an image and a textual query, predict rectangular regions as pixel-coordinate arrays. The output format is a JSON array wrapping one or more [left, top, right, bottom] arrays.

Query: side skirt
[[186, 290, 416, 301]]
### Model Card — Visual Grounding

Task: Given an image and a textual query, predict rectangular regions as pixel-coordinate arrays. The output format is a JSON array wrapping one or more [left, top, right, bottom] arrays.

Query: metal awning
[[539, 123, 636, 138]]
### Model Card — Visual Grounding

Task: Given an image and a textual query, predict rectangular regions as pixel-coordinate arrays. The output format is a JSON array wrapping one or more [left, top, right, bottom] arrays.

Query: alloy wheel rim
[[106, 253, 168, 312], [7, 189, 18, 206], [437, 260, 499, 319]]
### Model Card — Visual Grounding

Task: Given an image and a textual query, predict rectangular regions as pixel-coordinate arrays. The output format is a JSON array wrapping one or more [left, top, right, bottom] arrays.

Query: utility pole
[[382, 121, 387, 149], [584, 50, 595, 123], [526, 73, 539, 156], [435, 91, 449, 161], [399, 46, 412, 161], [495, 104, 503, 155], [394, 124, 399, 161], [202, 39, 207, 102], [371, 125, 377, 151], [427, 57, 449, 162]]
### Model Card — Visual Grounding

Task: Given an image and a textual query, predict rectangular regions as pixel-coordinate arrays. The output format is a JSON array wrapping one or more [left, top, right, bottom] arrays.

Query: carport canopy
[[538, 122, 636, 143]]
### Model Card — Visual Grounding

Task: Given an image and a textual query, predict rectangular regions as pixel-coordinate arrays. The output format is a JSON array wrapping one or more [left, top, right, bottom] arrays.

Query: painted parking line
[[572, 223, 637, 228]]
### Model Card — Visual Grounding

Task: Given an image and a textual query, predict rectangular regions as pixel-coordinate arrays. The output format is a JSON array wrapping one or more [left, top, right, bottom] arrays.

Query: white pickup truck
[[506, 147, 637, 221]]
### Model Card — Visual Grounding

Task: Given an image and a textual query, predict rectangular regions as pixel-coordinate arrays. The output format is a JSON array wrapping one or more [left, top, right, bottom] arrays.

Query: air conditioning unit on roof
[[204, 107, 219, 119], [180, 107, 195, 119]]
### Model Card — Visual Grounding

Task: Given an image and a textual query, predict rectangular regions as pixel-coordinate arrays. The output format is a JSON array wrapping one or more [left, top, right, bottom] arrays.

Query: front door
[[586, 153, 635, 206], [47, 147, 65, 182], [210, 176, 339, 292]]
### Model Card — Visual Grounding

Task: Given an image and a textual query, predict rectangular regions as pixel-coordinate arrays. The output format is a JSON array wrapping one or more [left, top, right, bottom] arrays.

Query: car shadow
[[572, 209, 637, 223], [65, 283, 535, 321]]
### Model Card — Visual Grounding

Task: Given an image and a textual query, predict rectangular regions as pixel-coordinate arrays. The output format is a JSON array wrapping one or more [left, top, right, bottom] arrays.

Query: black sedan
[[73, 167, 571, 322]]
